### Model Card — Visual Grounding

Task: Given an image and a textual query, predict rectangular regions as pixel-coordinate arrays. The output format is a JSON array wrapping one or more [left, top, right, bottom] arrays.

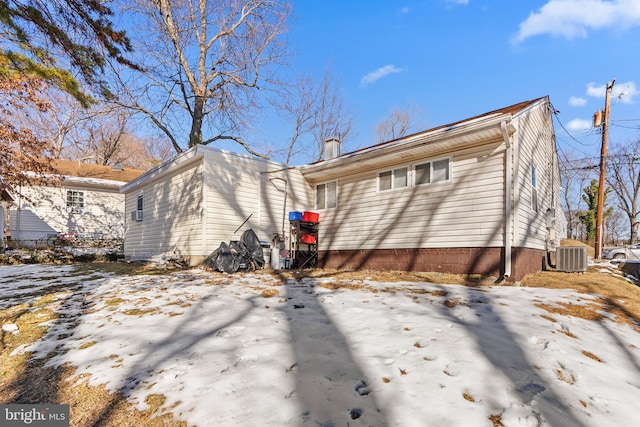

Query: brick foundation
[[318, 246, 548, 281]]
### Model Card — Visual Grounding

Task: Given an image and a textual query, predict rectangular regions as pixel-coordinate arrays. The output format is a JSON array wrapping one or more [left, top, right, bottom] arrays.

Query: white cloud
[[512, 0, 640, 43], [446, 0, 470, 5], [587, 81, 637, 103], [359, 65, 404, 88], [401, 6, 410, 14], [567, 118, 592, 131], [569, 96, 588, 107]]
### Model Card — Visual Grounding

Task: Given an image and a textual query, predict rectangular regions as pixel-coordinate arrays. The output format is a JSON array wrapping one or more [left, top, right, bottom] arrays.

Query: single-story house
[[9, 160, 145, 245], [121, 96, 562, 281]]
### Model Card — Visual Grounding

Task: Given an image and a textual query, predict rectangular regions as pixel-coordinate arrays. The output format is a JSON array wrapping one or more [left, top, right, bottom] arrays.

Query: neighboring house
[[10, 160, 145, 245], [122, 96, 562, 280]]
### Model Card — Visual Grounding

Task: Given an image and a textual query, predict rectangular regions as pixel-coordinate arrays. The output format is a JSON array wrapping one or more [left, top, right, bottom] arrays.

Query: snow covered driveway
[[2, 264, 640, 426]]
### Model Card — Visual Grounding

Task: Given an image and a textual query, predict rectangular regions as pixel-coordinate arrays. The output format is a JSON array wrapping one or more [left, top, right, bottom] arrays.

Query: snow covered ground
[[2, 264, 640, 427]]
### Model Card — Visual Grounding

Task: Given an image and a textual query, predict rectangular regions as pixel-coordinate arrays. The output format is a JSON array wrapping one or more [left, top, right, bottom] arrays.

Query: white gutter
[[501, 121, 514, 279]]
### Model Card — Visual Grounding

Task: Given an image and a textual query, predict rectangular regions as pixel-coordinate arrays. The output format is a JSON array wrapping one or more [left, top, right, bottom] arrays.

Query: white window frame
[[136, 193, 144, 212], [414, 157, 451, 186], [316, 181, 337, 210], [66, 190, 84, 212], [378, 166, 409, 192]]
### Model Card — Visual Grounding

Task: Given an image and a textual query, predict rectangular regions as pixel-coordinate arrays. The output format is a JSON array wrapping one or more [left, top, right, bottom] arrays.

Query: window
[[316, 181, 337, 209], [531, 165, 538, 212], [415, 158, 450, 185], [137, 194, 144, 211], [66, 190, 84, 211], [378, 167, 408, 191]]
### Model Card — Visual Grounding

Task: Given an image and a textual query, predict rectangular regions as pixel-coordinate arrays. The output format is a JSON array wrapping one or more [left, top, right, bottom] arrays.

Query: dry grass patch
[[104, 298, 124, 307], [536, 301, 604, 322], [261, 288, 280, 298], [489, 414, 505, 427], [582, 350, 604, 362], [123, 308, 158, 316], [281, 268, 497, 286], [555, 369, 576, 384], [443, 297, 468, 308], [540, 314, 557, 323], [0, 301, 187, 426], [463, 392, 475, 402], [523, 269, 640, 331], [78, 341, 96, 350], [73, 262, 177, 277]]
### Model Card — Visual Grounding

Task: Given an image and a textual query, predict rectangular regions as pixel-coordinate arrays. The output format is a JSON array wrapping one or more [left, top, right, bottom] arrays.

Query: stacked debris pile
[[203, 229, 265, 273]]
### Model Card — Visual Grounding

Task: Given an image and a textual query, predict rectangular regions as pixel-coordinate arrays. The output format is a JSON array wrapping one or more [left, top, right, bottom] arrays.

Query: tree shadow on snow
[[431, 284, 585, 427], [276, 272, 388, 426]]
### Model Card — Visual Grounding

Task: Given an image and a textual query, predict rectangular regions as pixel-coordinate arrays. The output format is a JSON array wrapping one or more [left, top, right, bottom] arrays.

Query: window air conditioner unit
[[556, 246, 587, 273], [131, 210, 143, 221]]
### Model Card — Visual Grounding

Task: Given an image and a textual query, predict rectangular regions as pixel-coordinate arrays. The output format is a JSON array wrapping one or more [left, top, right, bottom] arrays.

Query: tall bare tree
[[375, 104, 424, 143], [12, 90, 101, 159], [65, 110, 173, 170], [279, 69, 352, 164], [607, 139, 640, 243], [559, 150, 595, 240], [114, 0, 290, 156]]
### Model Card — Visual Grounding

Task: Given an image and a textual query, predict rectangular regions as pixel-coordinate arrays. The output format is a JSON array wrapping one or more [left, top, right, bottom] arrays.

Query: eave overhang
[[299, 113, 517, 182]]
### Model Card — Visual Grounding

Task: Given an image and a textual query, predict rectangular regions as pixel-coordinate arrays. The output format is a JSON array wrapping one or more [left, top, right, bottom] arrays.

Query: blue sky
[[259, 0, 640, 165]]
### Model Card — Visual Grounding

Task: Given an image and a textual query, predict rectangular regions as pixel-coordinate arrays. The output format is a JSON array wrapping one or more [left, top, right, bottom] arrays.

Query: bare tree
[[278, 69, 353, 164], [375, 104, 424, 143], [607, 139, 640, 244], [113, 0, 290, 156], [66, 110, 173, 170], [559, 150, 596, 240], [12, 90, 101, 159]]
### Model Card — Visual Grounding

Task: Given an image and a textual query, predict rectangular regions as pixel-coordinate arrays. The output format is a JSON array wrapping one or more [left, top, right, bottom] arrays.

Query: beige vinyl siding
[[260, 167, 313, 242], [201, 150, 291, 253], [11, 184, 125, 241], [513, 103, 557, 250], [124, 161, 203, 259], [317, 142, 507, 251]]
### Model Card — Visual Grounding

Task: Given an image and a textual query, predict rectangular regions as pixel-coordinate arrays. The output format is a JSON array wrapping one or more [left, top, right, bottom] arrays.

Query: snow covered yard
[[1, 264, 640, 427]]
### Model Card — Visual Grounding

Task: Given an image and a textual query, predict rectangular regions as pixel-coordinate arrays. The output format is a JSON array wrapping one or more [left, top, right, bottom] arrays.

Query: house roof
[[300, 96, 549, 180], [53, 160, 146, 183], [1, 188, 13, 202]]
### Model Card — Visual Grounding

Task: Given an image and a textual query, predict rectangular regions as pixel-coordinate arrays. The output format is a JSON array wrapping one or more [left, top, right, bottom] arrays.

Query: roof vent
[[324, 137, 341, 160], [111, 165, 124, 171]]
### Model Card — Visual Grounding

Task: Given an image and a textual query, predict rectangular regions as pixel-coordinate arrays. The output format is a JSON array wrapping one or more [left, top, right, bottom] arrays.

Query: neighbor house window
[[415, 158, 450, 185], [66, 190, 84, 210], [316, 181, 337, 209], [531, 164, 538, 212], [137, 194, 144, 211], [378, 167, 408, 191]]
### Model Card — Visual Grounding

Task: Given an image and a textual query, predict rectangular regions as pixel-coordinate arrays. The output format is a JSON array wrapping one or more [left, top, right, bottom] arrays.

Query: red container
[[302, 211, 319, 223], [299, 233, 317, 244]]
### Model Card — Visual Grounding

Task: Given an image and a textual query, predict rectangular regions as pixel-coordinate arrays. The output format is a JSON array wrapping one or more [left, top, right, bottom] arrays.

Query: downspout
[[501, 121, 514, 279]]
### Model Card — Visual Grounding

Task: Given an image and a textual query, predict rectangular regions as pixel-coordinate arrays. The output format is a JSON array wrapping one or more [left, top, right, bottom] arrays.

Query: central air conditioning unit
[[131, 210, 143, 221], [556, 246, 587, 273]]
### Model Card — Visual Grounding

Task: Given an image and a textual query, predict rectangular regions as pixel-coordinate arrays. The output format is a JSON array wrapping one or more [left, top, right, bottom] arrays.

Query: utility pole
[[595, 79, 615, 259]]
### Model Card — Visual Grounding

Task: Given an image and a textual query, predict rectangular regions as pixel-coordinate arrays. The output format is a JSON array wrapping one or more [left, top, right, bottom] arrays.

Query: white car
[[602, 244, 640, 260]]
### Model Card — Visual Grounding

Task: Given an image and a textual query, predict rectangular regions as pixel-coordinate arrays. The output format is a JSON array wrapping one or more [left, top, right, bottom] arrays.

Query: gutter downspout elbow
[[501, 121, 514, 279]]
